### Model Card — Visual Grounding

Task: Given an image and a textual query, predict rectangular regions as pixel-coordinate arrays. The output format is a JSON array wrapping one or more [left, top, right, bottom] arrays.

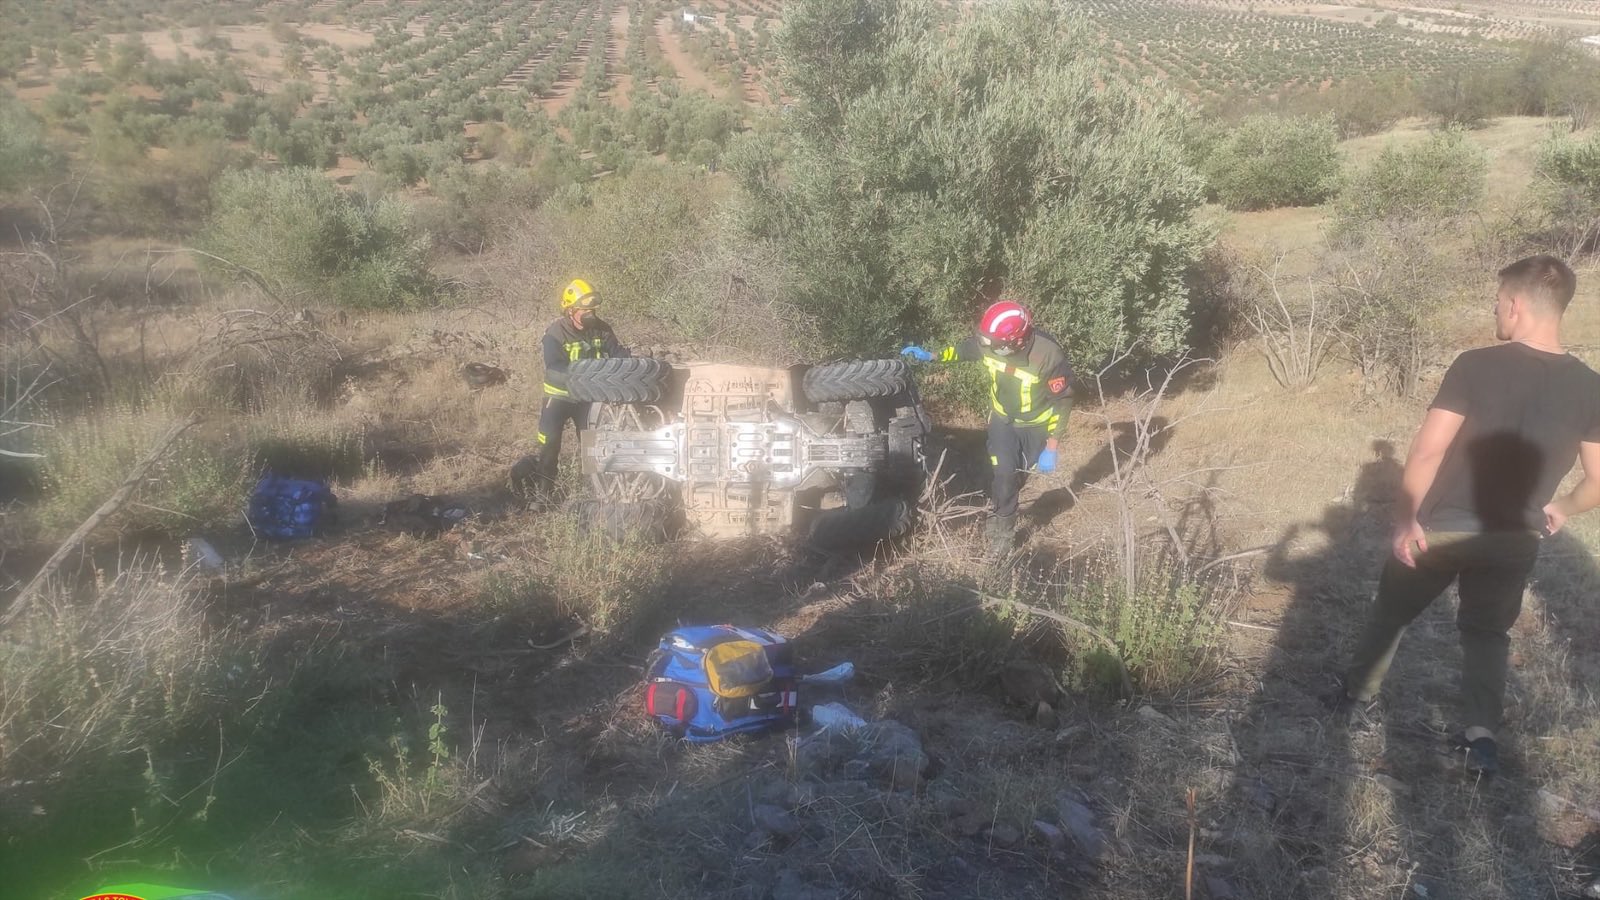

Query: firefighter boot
[[985, 514, 1017, 556], [529, 446, 562, 502]]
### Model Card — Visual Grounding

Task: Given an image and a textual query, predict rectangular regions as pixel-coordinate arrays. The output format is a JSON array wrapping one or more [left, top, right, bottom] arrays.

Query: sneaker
[[1452, 733, 1500, 777], [1332, 693, 1383, 731], [1322, 679, 1382, 730]]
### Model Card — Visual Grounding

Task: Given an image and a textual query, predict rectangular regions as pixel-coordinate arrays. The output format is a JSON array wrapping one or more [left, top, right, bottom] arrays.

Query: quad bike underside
[[571, 359, 928, 546]]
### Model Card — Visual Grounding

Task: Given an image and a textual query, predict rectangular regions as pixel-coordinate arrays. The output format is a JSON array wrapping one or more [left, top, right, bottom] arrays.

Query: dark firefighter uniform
[[535, 315, 629, 490], [937, 330, 1074, 521]]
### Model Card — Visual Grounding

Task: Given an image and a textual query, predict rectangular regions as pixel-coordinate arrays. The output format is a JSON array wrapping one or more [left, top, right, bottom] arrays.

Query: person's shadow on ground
[[1211, 440, 1399, 898], [1026, 417, 1174, 529], [1220, 440, 1599, 898]]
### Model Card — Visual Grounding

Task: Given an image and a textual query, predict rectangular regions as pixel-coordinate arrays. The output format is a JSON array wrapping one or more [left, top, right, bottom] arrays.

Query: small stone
[[1054, 725, 1087, 743], [1205, 874, 1239, 900], [881, 792, 914, 818], [1373, 774, 1410, 795], [1001, 659, 1063, 706], [1035, 700, 1060, 731], [988, 822, 1024, 848], [952, 811, 987, 838], [758, 779, 799, 806], [1056, 793, 1107, 860], [1194, 853, 1232, 868], [753, 804, 801, 837], [1241, 778, 1276, 813], [937, 793, 974, 818], [771, 869, 840, 900], [1581, 877, 1600, 899], [1030, 820, 1067, 853], [1136, 704, 1176, 726]]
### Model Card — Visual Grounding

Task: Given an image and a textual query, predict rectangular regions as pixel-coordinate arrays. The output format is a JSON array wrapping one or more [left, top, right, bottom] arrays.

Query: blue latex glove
[[900, 345, 934, 362], [1036, 448, 1058, 474]]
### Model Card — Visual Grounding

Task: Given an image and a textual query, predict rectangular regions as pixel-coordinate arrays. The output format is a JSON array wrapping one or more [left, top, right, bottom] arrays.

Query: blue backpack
[[247, 474, 337, 540], [644, 625, 798, 743]]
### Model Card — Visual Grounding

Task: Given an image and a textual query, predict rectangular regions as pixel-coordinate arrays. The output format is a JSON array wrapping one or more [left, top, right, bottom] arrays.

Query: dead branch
[[2, 413, 203, 628], [959, 586, 1135, 699]]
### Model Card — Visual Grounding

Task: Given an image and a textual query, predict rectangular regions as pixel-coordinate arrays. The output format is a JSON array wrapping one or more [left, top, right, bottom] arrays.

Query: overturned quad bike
[[564, 357, 931, 549]]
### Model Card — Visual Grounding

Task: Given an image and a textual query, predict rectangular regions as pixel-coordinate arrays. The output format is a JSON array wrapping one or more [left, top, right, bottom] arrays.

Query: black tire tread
[[566, 357, 669, 403], [803, 359, 912, 403]]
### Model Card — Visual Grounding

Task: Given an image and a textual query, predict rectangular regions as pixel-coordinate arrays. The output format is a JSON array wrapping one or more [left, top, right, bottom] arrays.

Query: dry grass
[[6, 106, 1600, 899], [0, 557, 235, 782]]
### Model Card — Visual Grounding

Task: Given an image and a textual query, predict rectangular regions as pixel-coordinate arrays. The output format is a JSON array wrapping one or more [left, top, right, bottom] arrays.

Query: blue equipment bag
[[644, 625, 797, 743], [247, 474, 337, 540]]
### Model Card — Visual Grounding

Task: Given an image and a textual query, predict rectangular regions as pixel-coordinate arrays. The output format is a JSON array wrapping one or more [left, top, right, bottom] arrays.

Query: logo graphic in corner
[[79, 885, 232, 900]]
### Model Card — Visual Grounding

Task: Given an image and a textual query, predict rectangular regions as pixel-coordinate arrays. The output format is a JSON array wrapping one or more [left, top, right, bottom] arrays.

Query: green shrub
[[1203, 114, 1342, 210], [1534, 129, 1600, 256], [544, 512, 669, 635], [37, 408, 248, 536], [1067, 554, 1227, 694], [0, 563, 235, 785], [739, 0, 1210, 360], [202, 168, 438, 309], [557, 162, 724, 324], [1333, 128, 1486, 233], [1420, 65, 1507, 129], [0, 91, 56, 191]]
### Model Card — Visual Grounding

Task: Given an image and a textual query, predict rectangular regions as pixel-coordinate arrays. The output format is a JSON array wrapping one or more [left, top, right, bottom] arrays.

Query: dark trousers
[[1345, 530, 1540, 731], [987, 415, 1050, 519], [536, 396, 589, 486]]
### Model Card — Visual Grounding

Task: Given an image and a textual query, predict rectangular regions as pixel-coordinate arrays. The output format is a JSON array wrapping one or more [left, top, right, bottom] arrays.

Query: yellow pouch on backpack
[[703, 640, 774, 698]]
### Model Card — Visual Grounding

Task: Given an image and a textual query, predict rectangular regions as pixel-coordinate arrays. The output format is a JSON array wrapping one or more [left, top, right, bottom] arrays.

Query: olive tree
[[1203, 114, 1342, 210], [732, 0, 1210, 360], [202, 168, 436, 309], [0, 93, 56, 193]]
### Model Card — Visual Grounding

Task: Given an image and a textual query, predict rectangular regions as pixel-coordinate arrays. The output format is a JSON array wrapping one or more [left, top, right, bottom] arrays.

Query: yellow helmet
[[561, 278, 599, 310]]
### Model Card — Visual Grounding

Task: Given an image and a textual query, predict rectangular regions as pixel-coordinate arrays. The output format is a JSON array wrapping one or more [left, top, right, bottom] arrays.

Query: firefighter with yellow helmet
[[532, 278, 631, 495]]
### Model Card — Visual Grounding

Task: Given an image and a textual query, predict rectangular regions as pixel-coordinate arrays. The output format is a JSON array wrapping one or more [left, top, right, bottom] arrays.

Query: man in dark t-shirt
[[1338, 255, 1600, 776]]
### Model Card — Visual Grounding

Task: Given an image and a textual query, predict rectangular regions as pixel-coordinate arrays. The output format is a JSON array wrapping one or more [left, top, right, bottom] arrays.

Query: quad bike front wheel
[[588, 402, 672, 503], [807, 498, 914, 551]]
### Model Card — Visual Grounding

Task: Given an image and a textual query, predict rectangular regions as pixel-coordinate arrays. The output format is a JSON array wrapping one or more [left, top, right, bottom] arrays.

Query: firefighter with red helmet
[[531, 278, 630, 496], [903, 300, 1074, 553]]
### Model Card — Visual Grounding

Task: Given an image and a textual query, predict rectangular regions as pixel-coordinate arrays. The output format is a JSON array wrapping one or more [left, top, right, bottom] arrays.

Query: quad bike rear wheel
[[588, 402, 671, 503], [567, 357, 669, 403], [802, 359, 913, 403]]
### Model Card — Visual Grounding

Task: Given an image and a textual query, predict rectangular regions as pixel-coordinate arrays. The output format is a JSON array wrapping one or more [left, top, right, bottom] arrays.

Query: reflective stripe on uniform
[[982, 357, 1006, 414], [939, 346, 958, 362], [537, 431, 548, 444], [543, 382, 569, 396], [982, 357, 1043, 417], [1010, 406, 1054, 426], [564, 338, 607, 362]]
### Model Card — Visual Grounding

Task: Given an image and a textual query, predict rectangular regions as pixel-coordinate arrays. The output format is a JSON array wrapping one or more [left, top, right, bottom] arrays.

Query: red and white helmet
[[978, 300, 1032, 354]]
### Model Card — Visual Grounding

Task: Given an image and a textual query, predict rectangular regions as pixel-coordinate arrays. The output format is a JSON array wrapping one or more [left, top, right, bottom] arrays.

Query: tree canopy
[[731, 0, 1211, 361]]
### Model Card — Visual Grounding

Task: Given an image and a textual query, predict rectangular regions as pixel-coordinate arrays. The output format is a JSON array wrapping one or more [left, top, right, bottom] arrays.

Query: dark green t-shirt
[[1421, 342, 1600, 532]]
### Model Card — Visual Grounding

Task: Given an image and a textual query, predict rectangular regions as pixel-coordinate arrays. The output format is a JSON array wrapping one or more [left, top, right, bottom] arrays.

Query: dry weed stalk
[[913, 447, 988, 561], [1239, 251, 1339, 389], [1087, 350, 1247, 594], [1, 182, 114, 393], [2, 412, 202, 627], [0, 555, 223, 778]]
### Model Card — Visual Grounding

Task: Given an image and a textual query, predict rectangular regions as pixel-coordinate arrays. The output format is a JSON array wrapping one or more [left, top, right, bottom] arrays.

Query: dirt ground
[[655, 16, 730, 100]]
